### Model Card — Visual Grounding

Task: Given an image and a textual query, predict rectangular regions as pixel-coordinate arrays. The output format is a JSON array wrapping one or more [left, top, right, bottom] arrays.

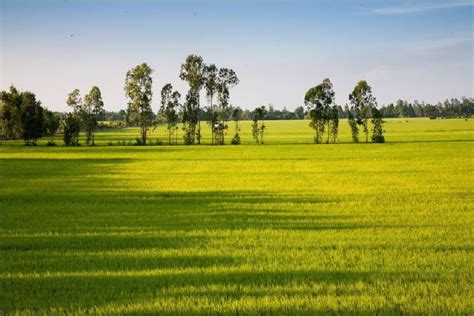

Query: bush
[[46, 140, 56, 146], [372, 135, 385, 143], [134, 137, 143, 146], [107, 141, 113, 146], [231, 133, 241, 145]]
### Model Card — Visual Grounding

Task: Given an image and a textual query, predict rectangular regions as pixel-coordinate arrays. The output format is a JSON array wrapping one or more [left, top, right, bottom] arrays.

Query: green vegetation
[[1, 118, 473, 314]]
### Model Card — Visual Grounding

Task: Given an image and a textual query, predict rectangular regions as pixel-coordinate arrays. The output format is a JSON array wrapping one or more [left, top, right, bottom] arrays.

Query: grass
[[0, 118, 473, 314]]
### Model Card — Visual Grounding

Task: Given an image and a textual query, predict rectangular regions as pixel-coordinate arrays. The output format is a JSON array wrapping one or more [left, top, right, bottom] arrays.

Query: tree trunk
[[142, 126, 146, 145], [326, 122, 330, 143]]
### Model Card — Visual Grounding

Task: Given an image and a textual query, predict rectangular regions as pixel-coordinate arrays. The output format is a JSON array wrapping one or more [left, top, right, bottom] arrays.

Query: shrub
[[134, 137, 143, 146], [231, 133, 241, 145], [46, 140, 56, 146], [372, 135, 385, 143]]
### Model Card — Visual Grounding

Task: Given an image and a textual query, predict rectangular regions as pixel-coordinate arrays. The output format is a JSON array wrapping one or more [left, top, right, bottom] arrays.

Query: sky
[[1, 0, 473, 112]]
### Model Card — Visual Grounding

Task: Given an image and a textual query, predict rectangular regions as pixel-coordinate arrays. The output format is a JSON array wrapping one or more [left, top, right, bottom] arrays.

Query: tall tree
[[179, 55, 204, 144], [252, 106, 266, 144], [349, 80, 377, 143], [304, 78, 334, 144], [124, 63, 154, 145], [83, 86, 104, 145], [214, 67, 239, 145], [203, 64, 218, 144], [160, 83, 180, 144]]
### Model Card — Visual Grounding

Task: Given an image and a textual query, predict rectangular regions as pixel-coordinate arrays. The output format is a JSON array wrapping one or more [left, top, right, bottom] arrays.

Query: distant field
[[1, 118, 473, 314]]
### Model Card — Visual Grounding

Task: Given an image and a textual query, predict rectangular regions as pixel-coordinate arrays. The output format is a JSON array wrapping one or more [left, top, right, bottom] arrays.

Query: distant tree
[[294, 106, 305, 119], [252, 106, 266, 144], [0, 86, 23, 139], [305, 78, 334, 144], [349, 80, 377, 142], [231, 107, 242, 145], [124, 63, 154, 145], [20, 92, 45, 145], [180, 55, 205, 144], [43, 109, 60, 136], [347, 110, 359, 143], [371, 107, 385, 143], [83, 86, 104, 145], [160, 83, 180, 144]]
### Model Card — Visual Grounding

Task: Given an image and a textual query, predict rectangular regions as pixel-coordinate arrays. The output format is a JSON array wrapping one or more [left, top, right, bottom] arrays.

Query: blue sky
[[1, 0, 473, 111]]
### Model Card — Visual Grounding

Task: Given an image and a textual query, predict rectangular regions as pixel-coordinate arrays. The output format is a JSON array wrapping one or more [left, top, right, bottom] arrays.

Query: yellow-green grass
[[0, 118, 473, 314]]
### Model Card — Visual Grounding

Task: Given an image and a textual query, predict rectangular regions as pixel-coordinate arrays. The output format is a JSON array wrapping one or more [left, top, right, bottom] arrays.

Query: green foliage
[[231, 133, 241, 145], [180, 55, 205, 144], [124, 63, 154, 145], [305, 79, 335, 144], [0, 86, 23, 140], [347, 111, 359, 143], [159, 84, 180, 145], [63, 113, 81, 146], [43, 110, 60, 136], [371, 107, 385, 143], [252, 106, 266, 144], [0, 86, 49, 145], [349, 80, 377, 143], [83, 86, 104, 146], [20, 92, 45, 145]]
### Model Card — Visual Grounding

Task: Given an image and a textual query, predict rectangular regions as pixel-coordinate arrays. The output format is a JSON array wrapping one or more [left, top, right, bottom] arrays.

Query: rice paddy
[[1, 118, 473, 314]]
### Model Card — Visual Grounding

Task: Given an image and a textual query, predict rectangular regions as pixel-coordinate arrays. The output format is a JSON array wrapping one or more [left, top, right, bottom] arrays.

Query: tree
[[348, 110, 359, 143], [252, 106, 266, 144], [231, 107, 242, 145], [0, 86, 23, 139], [294, 106, 305, 119], [304, 78, 334, 144], [180, 55, 204, 144], [214, 67, 239, 145], [160, 83, 180, 144], [67, 89, 83, 113], [63, 113, 81, 146], [203, 64, 218, 144], [20, 92, 44, 145], [43, 110, 60, 137], [371, 107, 385, 143], [329, 106, 339, 143], [124, 63, 154, 145], [83, 86, 104, 145], [349, 80, 377, 143]]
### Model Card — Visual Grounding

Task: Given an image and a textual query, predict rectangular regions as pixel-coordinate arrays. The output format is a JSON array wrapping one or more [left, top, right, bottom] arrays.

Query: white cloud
[[371, 1, 473, 14]]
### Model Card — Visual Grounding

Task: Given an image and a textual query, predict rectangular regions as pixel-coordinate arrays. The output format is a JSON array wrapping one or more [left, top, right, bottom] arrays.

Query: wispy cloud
[[371, 1, 473, 14]]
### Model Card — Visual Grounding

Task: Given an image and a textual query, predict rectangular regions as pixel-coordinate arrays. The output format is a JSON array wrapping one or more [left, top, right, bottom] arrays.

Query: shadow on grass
[[1, 269, 421, 314]]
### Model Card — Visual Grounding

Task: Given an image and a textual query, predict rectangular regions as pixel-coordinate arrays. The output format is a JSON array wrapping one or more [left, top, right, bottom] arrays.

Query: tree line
[[1, 54, 472, 145]]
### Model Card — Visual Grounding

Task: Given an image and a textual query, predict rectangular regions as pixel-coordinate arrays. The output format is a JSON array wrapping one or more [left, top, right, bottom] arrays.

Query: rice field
[[1, 118, 473, 314]]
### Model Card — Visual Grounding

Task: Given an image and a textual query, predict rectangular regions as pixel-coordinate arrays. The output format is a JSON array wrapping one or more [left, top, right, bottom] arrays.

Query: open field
[[1, 118, 473, 314]]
